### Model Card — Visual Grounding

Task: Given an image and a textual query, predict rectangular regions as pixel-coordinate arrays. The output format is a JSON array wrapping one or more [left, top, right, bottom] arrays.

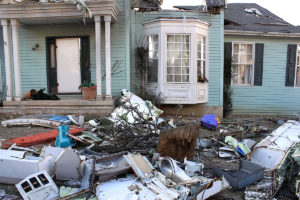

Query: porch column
[[11, 19, 21, 101], [1, 19, 13, 101], [104, 15, 112, 100], [95, 15, 102, 100]]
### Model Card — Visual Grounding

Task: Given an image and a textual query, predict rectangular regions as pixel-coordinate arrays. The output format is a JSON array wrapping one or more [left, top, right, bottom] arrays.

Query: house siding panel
[[225, 35, 300, 115], [132, 10, 224, 107]]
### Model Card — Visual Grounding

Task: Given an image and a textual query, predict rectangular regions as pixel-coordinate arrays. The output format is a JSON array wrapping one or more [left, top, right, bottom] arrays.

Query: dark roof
[[175, 3, 300, 34]]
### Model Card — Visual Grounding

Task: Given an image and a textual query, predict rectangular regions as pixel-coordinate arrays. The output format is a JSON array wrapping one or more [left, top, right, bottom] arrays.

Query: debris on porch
[[0, 90, 299, 200]]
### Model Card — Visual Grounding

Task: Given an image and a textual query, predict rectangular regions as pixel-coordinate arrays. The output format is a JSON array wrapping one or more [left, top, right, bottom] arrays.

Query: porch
[[0, 0, 120, 108], [1, 98, 114, 115]]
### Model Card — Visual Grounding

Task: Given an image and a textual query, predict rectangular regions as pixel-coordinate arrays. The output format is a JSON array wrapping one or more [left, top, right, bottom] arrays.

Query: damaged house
[[0, 0, 225, 117], [175, 3, 300, 116], [223, 4, 300, 115]]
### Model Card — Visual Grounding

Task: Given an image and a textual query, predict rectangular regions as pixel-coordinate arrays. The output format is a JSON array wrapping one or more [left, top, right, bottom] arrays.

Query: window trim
[[295, 44, 300, 88], [231, 41, 256, 86]]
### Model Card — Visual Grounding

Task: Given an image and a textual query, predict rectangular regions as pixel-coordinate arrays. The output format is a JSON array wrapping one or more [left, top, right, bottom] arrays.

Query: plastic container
[[201, 114, 218, 130]]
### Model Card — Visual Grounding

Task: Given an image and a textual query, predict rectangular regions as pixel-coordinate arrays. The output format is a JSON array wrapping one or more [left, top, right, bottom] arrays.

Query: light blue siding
[[131, 10, 224, 107], [225, 35, 300, 115]]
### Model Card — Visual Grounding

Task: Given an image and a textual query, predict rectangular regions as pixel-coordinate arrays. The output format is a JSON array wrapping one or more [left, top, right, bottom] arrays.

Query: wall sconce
[[32, 44, 39, 51]]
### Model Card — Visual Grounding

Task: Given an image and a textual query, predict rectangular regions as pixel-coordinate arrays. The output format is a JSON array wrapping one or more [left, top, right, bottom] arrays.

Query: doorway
[[46, 36, 90, 94]]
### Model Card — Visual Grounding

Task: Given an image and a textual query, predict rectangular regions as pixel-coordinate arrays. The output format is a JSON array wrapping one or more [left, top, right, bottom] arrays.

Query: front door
[[56, 38, 81, 93], [47, 37, 90, 94]]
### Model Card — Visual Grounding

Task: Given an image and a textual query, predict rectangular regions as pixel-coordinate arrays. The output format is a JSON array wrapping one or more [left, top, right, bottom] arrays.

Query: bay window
[[144, 18, 209, 104]]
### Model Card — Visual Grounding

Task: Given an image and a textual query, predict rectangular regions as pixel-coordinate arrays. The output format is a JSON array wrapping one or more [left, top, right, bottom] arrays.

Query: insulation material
[[110, 89, 163, 125], [250, 120, 300, 170]]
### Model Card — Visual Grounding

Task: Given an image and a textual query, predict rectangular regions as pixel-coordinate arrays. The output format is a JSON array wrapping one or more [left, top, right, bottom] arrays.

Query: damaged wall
[[130, 10, 224, 116], [10, 0, 130, 97], [225, 35, 300, 115]]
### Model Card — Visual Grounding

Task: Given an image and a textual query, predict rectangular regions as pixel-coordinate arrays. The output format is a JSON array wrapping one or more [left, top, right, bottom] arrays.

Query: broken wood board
[[157, 125, 199, 162]]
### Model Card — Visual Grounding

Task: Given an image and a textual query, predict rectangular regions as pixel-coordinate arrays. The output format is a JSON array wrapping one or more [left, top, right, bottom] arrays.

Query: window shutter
[[224, 42, 232, 85], [285, 44, 297, 86], [254, 43, 264, 86]]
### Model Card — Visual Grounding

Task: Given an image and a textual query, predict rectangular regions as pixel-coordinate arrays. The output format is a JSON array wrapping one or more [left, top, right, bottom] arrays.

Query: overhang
[[0, 0, 120, 24]]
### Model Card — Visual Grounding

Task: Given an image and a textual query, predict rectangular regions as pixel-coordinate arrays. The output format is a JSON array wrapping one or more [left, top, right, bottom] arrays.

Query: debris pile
[[1, 90, 300, 200]]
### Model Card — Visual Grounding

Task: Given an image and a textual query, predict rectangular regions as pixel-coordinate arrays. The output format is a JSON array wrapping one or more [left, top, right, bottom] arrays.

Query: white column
[[104, 15, 112, 100], [95, 15, 102, 100], [11, 19, 21, 101], [1, 19, 13, 101]]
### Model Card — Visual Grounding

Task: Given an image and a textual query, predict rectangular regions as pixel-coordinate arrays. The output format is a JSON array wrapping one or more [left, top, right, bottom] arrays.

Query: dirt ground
[[0, 113, 298, 200]]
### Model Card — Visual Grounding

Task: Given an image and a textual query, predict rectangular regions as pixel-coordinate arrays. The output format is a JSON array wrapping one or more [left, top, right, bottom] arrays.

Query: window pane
[[241, 65, 252, 84], [231, 65, 239, 84], [182, 67, 189, 74], [247, 54, 253, 64], [240, 54, 247, 64], [232, 54, 238, 63], [166, 34, 189, 82], [182, 75, 189, 82], [197, 35, 206, 83], [167, 35, 175, 42], [175, 35, 182, 42], [147, 35, 158, 83], [167, 43, 175, 50], [240, 44, 246, 53], [296, 67, 300, 87], [247, 44, 253, 53], [234, 44, 239, 53], [167, 75, 174, 82]]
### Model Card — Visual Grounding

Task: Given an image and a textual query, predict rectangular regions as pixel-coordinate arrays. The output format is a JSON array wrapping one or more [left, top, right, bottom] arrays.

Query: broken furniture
[[15, 170, 59, 200], [157, 124, 199, 161], [213, 159, 264, 189]]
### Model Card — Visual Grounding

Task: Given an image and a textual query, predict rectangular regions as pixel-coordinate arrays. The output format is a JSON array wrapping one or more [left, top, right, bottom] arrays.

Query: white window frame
[[231, 42, 255, 86], [143, 18, 209, 104], [165, 34, 191, 84], [295, 44, 300, 88]]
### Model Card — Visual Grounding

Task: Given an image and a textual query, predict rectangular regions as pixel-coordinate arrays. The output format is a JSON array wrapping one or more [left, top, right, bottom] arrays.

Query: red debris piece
[[1, 128, 83, 149]]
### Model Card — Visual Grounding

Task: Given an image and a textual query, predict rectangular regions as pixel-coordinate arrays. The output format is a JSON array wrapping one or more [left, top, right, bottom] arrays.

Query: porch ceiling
[[0, 0, 120, 24]]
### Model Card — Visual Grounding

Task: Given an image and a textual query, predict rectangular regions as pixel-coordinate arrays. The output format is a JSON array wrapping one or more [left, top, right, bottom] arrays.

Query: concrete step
[[4, 100, 113, 107]]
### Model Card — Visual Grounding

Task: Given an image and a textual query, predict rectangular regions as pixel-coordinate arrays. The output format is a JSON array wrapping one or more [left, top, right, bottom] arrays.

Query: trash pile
[[1, 90, 300, 200]]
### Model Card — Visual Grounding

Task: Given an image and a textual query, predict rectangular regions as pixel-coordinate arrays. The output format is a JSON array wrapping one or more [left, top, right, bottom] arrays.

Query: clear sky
[[161, 0, 300, 26]]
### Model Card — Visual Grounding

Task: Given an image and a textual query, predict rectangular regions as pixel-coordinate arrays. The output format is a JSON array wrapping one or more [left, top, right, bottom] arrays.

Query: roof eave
[[224, 30, 300, 38]]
